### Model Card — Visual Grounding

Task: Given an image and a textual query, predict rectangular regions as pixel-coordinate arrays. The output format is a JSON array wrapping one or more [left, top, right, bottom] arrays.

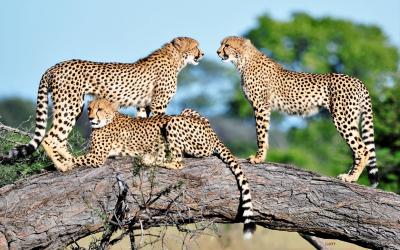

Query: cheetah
[[2, 37, 203, 171], [59, 99, 256, 238], [217, 36, 378, 187]]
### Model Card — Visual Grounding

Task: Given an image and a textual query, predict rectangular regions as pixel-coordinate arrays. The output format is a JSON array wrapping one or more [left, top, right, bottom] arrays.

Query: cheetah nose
[[201, 52, 204, 57]]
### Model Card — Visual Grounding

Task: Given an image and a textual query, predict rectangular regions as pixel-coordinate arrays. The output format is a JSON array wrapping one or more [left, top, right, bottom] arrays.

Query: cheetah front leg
[[151, 80, 176, 116], [150, 95, 170, 116], [68, 137, 112, 169], [136, 107, 147, 118], [249, 103, 271, 164], [136, 107, 151, 118]]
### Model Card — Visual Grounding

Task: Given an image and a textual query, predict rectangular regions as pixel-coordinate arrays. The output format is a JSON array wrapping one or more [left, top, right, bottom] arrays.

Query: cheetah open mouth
[[90, 121, 101, 128], [221, 55, 229, 61], [186, 55, 199, 65], [218, 53, 229, 61], [90, 120, 105, 129], [91, 119, 111, 128]]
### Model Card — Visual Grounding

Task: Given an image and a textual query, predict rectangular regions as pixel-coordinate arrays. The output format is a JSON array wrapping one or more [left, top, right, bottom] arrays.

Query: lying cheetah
[[2, 37, 203, 172], [217, 36, 378, 187], [59, 99, 256, 238]]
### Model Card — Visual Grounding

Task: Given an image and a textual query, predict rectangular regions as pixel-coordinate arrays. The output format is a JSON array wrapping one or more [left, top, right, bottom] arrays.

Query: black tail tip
[[243, 222, 256, 239], [13, 144, 35, 158], [368, 171, 379, 189], [370, 181, 379, 189], [0, 144, 35, 164]]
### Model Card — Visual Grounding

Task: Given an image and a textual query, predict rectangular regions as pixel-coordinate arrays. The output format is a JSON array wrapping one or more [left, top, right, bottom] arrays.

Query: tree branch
[[0, 157, 399, 249]]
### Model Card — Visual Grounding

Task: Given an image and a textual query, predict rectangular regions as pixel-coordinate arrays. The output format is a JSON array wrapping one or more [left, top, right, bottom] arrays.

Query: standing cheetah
[[59, 99, 256, 238], [2, 37, 203, 171], [217, 36, 378, 187]]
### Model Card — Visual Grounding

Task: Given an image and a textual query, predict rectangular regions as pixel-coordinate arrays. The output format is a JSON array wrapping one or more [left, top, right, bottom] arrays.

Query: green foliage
[[269, 119, 354, 178], [373, 76, 400, 192], [228, 12, 400, 192], [0, 132, 51, 187], [248, 13, 398, 78], [0, 128, 88, 187], [228, 141, 257, 159], [0, 98, 36, 130], [68, 128, 90, 156]]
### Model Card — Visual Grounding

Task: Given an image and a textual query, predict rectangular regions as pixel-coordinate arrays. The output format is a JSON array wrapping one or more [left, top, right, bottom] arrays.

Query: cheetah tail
[[361, 96, 378, 188], [1, 75, 49, 162], [215, 141, 256, 239]]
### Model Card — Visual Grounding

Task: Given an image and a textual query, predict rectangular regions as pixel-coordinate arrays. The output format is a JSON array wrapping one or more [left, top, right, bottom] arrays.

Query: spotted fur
[[59, 99, 256, 237], [217, 36, 378, 187], [2, 37, 203, 171]]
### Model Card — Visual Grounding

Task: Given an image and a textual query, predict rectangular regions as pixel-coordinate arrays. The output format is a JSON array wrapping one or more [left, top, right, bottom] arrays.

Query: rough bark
[[0, 157, 399, 250]]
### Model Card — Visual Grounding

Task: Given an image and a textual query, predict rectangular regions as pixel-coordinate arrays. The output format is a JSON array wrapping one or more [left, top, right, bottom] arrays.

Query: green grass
[[0, 128, 87, 187], [0, 132, 51, 187]]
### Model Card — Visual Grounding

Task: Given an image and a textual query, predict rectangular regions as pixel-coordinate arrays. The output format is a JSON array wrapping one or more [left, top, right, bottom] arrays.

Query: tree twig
[[99, 173, 129, 249]]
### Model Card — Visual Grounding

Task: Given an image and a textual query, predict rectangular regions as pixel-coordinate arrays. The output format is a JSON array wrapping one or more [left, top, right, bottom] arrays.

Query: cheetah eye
[[97, 108, 103, 112], [225, 44, 230, 48]]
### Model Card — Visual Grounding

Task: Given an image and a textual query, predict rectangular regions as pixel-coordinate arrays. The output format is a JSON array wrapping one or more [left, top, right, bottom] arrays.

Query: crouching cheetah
[[1, 37, 203, 171], [59, 99, 256, 238], [217, 36, 378, 187]]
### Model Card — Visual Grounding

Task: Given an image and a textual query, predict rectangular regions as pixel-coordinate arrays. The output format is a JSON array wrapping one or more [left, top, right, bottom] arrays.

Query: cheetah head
[[217, 36, 253, 64], [172, 37, 204, 66], [87, 99, 119, 129]]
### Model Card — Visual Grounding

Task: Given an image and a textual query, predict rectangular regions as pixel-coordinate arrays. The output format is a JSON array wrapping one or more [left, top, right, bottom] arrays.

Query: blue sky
[[0, 0, 399, 100]]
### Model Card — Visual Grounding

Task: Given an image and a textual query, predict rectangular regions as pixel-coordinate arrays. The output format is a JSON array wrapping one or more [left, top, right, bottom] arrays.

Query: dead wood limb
[[0, 157, 399, 249], [299, 233, 330, 250], [0, 122, 32, 137]]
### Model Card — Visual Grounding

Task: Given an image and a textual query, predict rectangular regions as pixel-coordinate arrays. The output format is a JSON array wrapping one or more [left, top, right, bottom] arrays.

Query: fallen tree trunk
[[0, 157, 399, 249]]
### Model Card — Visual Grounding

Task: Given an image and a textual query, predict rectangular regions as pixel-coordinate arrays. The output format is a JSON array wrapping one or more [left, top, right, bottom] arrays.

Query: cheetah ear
[[172, 37, 185, 52], [243, 38, 253, 47], [111, 102, 119, 111]]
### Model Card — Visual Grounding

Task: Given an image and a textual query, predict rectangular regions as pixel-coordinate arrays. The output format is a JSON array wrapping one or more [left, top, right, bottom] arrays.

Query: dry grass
[[70, 224, 367, 250]]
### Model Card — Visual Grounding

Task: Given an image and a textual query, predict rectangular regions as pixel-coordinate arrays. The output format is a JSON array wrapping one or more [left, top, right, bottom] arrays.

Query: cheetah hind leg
[[41, 137, 71, 172], [332, 110, 370, 183], [248, 154, 266, 164], [338, 150, 370, 183]]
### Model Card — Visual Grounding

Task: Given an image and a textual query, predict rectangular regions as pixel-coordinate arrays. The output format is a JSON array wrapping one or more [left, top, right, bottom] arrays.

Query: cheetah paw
[[248, 155, 264, 164], [337, 173, 357, 183], [57, 160, 75, 172], [162, 162, 184, 170]]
